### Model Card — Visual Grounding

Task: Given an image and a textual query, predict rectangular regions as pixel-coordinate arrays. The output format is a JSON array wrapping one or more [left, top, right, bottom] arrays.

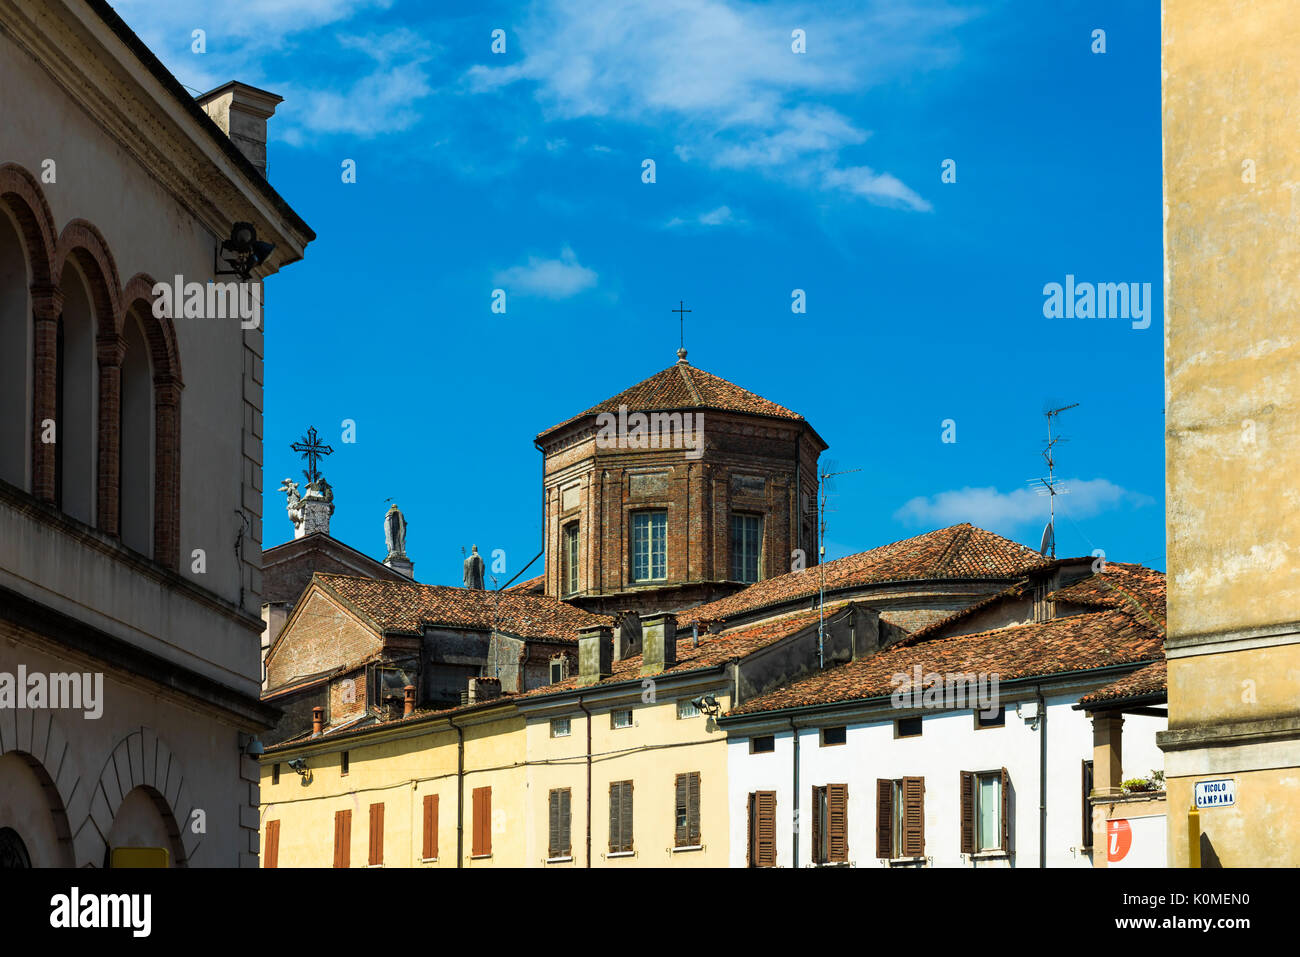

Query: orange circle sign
[[1107, 818, 1132, 862]]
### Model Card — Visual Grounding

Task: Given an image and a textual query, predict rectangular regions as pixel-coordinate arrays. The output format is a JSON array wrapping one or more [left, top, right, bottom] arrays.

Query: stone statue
[[280, 478, 302, 534], [384, 504, 407, 560], [463, 544, 485, 590]]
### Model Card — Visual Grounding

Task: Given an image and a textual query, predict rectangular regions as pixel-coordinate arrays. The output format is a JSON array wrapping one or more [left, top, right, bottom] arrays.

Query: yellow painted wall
[[1167, 770, 1300, 868]]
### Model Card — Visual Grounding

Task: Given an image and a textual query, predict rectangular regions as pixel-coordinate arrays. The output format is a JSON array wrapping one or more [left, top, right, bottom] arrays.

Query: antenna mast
[[817, 466, 862, 668], [1030, 403, 1078, 559]]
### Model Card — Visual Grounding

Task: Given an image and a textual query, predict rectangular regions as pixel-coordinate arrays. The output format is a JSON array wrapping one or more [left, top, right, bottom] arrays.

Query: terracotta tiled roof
[[523, 604, 848, 697], [1050, 562, 1166, 626], [504, 573, 545, 593], [537, 360, 806, 440], [1077, 659, 1167, 707], [263, 693, 519, 753], [312, 573, 611, 642], [726, 608, 1163, 716], [678, 524, 1049, 627]]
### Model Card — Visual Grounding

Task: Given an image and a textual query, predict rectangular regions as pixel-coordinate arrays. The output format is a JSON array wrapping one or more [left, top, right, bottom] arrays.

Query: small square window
[[677, 699, 701, 719], [341, 751, 350, 776], [611, 709, 633, 729], [821, 726, 847, 747], [975, 706, 1005, 729], [551, 717, 571, 737], [896, 716, 923, 738], [750, 735, 775, 754]]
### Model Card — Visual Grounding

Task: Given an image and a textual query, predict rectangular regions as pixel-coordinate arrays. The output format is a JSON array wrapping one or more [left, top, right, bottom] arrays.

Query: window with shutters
[[673, 772, 702, 849], [471, 786, 492, 858], [422, 794, 438, 862], [562, 522, 580, 595], [548, 788, 572, 860], [876, 776, 924, 861], [1081, 760, 1094, 849], [264, 819, 280, 868], [812, 784, 849, 864], [333, 809, 351, 868], [960, 768, 1010, 855], [747, 791, 777, 867], [368, 802, 385, 866], [609, 780, 634, 854], [631, 511, 667, 582], [729, 513, 763, 583]]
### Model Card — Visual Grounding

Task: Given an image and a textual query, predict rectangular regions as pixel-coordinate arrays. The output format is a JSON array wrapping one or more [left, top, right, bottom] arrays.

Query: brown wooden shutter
[[901, 776, 925, 858], [422, 795, 438, 860], [687, 772, 701, 845], [811, 785, 824, 863], [609, 781, 633, 854], [674, 774, 688, 847], [755, 790, 776, 867], [471, 786, 491, 856], [622, 782, 634, 852], [960, 770, 975, 854], [369, 802, 384, 866], [264, 819, 280, 868], [1081, 760, 1094, 849], [875, 779, 893, 858], [827, 783, 848, 863], [746, 793, 755, 866], [549, 788, 571, 858], [334, 809, 351, 868], [1000, 767, 1011, 852]]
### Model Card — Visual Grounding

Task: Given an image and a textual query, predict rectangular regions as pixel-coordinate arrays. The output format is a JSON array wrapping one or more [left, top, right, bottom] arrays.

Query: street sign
[[1194, 778, 1236, 808]]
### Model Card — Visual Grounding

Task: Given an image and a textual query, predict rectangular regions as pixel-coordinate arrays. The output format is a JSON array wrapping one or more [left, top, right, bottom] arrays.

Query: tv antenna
[[1027, 403, 1078, 559], [817, 465, 862, 668]]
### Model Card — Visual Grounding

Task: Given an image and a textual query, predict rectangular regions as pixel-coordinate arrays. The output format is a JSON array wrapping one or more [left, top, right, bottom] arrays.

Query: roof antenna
[[817, 464, 862, 668], [1028, 403, 1079, 559]]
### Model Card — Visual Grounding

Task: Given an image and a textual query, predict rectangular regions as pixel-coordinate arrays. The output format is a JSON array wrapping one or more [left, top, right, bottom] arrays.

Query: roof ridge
[[929, 524, 973, 576], [676, 362, 705, 404]]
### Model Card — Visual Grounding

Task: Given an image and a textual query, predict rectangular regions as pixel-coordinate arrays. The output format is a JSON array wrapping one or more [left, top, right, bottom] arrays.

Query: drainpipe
[[577, 697, 592, 868], [449, 714, 464, 868], [1037, 684, 1047, 868], [789, 717, 800, 868]]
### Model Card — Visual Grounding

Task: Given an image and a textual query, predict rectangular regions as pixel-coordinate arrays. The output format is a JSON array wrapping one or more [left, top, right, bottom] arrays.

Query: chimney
[[640, 613, 678, 676], [403, 684, 416, 716], [577, 624, 613, 685], [467, 676, 501, 704], [311, 706, 324, 736], [196, 81, 283, 178], [613, 610, 642, 662]]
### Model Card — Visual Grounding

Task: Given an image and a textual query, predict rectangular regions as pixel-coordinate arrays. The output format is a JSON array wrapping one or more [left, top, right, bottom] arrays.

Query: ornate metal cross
[[672, 300, 691, 350], [291, 426, 334, 484]]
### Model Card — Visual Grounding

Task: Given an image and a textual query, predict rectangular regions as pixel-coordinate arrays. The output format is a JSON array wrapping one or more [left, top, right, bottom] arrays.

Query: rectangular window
[[821, 725, 847, 747], [471, 786, 492, 857], [896, 716, 923, 738], [271, 763, 280, 785], [747, 791, 777, 867], [676, 698, 700, 720], [611, 709, 633, 729], [341, 751, 350, 776], [563, 522, 580, 595], [550, 658, 566, 684], [333, 809, 351, 868], [264, 819, 280, 868], [551, 717, 571, 737], [1082, 760, 1094, 849], [674, 772, 702, 848], [975, 706, 1005, 729], [811, 784, 849, 864], [631, 511, 667, 582], [877, 777, 924, 859], [750, 734, 775, 754], [729, 513, 763, 583], [422, 794, 438, 861], [609, 780, 634, 854], [960, 769, 1010, 854], [548, 788, 572, 859], [368, 802, 384, 866]]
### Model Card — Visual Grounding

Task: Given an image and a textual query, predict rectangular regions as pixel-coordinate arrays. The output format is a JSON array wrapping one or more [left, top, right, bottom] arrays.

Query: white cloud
[[494, 246, 598, 299], [894, 479, 1153, 529], [466, 0, 970, 208], [665, 205, 741, 229]]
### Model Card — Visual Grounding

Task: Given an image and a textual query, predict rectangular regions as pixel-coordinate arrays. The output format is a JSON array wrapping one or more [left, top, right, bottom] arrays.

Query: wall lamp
[[214, 221, 275, 280]]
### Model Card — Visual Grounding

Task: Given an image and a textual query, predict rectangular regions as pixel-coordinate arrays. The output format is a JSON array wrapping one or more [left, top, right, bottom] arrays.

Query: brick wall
[[264, 588, 381, 690]]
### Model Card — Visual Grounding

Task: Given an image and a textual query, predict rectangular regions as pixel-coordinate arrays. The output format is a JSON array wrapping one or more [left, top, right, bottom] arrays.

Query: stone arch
[[120, 274, 182, 568], [0, 708, 78, 867], [74, 728, 197, 867]]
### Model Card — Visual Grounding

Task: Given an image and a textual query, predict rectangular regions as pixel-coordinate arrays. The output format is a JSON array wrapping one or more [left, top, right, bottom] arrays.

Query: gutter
[[448, 713, 464, 868], [577, 696, 593, 868], [1036, 684, 1047, 869], [789, 717, 800, 868]]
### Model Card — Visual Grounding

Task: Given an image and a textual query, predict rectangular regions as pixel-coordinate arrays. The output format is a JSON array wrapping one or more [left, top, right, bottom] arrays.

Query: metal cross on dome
[[672, 300, 691, 350], [291, 426, 334, 484]]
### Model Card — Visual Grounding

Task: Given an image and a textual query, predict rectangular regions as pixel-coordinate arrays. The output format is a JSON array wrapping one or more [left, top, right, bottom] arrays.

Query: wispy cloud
[[467, 0, 970, 209], [894, 478, 1154, 529], [665, 205, 741, 229], [494, 246, 598, 299]]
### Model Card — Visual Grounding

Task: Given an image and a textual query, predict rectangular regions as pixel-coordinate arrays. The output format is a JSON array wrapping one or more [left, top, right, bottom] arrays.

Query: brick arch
[[120, 273, 183, 567], [0, 709, 77, 867], [0, 162, 56, 287], [54, 218, 122, 336]]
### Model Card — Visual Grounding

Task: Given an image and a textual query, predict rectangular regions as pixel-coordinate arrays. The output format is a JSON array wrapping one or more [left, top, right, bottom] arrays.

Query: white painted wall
[[728, 691, 1166, 868]]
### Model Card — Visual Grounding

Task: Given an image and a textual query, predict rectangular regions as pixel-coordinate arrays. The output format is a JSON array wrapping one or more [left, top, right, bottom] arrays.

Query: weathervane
[[672, 300, 692, 351], [291, 426, 334, 485]]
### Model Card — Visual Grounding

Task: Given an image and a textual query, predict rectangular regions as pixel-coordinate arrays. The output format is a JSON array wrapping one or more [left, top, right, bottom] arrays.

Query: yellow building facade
[[1160, 0, 1300, 866]]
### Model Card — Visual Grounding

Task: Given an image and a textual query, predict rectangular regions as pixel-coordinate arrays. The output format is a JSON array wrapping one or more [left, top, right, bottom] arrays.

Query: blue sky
[[116, 0, 1164, 584]]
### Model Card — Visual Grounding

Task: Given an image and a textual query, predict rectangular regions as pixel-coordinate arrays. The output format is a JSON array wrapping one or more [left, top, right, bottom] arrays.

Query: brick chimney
[[197, 81, 283, 178], [311, 706, 324, 736], [467, 676, 501, 704], [613, 610, 642, 662], [640, 613, 678, 676], [577, 624, 613, 685], [403, 685, 416, 716]]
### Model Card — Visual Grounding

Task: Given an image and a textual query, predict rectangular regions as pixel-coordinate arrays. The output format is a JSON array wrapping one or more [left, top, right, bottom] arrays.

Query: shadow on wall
[[1200, 833, 1222, 868]]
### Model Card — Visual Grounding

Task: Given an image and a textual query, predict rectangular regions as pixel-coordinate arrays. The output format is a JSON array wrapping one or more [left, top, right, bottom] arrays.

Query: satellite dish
[[1039, 521, 1055, 557]]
